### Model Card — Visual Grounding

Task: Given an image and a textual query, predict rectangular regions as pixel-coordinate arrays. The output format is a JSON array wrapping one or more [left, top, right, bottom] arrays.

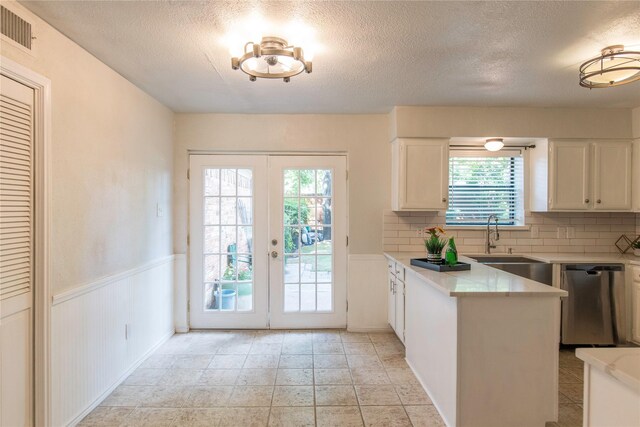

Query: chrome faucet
[[485, 215, 500, 254]]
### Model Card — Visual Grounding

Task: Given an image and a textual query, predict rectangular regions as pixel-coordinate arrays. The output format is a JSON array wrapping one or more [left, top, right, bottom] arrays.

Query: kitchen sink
[[468, 255, 543, 263], [468, 255, 553, 285]]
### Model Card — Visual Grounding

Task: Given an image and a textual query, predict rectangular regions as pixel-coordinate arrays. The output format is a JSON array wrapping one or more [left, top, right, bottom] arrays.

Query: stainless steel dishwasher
[[560, 264, 626, 345]]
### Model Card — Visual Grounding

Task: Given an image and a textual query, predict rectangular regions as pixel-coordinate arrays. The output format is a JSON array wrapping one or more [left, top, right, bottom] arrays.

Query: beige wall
[[1, 2, 174, 294], [391, 106, 633, 140], [633, 106, 640, 139], [173, 113, 390, 255]]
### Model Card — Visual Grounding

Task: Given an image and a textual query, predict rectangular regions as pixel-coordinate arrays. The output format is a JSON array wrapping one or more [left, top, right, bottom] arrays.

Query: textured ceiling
[[20, 1, 640, 113]]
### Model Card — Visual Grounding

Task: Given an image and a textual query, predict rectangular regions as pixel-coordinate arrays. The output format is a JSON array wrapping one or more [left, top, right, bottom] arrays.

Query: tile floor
[[79, 330, 446, 426], [80, 330, 585, 427]]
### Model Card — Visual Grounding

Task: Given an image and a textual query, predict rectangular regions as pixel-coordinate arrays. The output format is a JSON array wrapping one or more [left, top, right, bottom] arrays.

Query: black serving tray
[[410, 258, 471, 272]]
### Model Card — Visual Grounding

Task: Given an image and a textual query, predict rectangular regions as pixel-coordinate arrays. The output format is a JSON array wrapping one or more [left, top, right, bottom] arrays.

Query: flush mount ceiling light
[[231, 36, 312, 82], [579, 45, 640, 88], [484, 138, 504, 152]]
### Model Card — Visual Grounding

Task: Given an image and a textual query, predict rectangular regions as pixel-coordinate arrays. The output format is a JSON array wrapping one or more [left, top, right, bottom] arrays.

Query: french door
[[189, 154, 347, 329]]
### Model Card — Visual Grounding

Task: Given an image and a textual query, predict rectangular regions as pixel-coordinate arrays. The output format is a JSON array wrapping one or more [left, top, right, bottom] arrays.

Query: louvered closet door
[[0, 74, 34, 427]]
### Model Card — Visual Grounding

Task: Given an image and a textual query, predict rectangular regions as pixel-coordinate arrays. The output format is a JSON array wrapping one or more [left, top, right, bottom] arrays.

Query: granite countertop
[[576, 348, 640, 393], [384, 252, 568, 298]]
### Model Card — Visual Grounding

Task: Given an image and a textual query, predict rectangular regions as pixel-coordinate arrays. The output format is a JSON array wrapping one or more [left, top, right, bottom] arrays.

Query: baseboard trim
[[53, 255, 175, 305], [67, 329, 174, 427]]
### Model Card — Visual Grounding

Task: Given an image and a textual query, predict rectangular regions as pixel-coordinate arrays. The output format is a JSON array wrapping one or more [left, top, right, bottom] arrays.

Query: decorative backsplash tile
[[383, 210, 640, 254]]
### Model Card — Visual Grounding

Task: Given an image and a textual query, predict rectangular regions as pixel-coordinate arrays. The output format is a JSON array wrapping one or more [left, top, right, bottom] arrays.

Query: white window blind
[[446, 150, 524, 226], [0, 75, 33, 301]]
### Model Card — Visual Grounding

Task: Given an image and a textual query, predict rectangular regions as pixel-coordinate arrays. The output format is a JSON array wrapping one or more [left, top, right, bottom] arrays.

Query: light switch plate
[[566, 227, 575, 238], [530, 226, 539, 238], [557, 227, 566, 239]]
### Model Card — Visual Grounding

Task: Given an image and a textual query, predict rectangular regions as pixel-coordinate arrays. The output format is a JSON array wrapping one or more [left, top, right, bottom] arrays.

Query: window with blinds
[[445, 150, 525, 226], [0, 76, 33, 301]]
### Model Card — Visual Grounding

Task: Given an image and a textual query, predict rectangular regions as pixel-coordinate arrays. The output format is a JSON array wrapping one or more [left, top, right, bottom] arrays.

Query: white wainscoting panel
[[173, 254, 188, 333], [51, 255, 175, 426], [347, 254, 390, 332]]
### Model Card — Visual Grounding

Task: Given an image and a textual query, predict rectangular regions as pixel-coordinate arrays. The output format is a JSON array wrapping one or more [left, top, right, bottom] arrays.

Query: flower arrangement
[[424, 227, 447, 264], [632, 240, 640, 256]]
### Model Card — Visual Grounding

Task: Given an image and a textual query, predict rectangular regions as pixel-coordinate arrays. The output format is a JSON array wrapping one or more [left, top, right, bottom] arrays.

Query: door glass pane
[[202, 167, 254, 312], [282, 168, 334, 313]]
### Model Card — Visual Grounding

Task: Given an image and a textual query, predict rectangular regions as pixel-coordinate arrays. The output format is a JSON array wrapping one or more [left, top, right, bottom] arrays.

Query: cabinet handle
[[597, 199, 601, 204], [442, 198, 447, 203], [585, 199, 589, 203]]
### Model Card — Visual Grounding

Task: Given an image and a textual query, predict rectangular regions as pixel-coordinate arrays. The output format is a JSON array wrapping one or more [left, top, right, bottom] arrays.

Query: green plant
[[222, 264, 252, 280], [424, 227, 447, 254], [632, 241, 640, 249]]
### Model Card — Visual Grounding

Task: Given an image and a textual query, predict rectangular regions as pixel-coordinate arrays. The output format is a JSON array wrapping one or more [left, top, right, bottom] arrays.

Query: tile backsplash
[[383, 211, 640, 254]]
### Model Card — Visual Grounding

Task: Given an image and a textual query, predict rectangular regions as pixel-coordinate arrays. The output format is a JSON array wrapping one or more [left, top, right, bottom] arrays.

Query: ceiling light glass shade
[[231, 36, 312, 82], [484, 138, 504, 152], [579, 45, 640, 88]]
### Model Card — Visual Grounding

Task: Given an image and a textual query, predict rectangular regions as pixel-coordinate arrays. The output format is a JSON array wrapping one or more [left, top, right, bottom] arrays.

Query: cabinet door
[[593, 141, 632, 210], [633, 281, 640, 344], [388, 272, 396, 331], [393, 139, 449, 210], [395, 279, 405, 344], [549, 141, 590, 210]]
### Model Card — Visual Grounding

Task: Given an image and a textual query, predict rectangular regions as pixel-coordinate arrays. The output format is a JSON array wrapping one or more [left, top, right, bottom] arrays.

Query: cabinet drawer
[[632, 266, 640, 283], [395, 264, 405, 282]]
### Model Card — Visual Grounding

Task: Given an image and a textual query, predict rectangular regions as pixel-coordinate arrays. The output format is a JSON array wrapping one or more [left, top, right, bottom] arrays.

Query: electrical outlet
[[156, 203, 164, 217], [557, 227, 566, 239], [566, 227, 575, 238], [415, 227, 424, 237]]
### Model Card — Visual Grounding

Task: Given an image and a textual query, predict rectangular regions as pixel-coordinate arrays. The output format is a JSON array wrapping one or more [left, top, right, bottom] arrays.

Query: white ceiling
[[20, 1, 640, 113]]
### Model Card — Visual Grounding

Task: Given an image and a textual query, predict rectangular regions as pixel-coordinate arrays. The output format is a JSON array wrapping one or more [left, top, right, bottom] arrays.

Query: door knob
[[585, 199, 589, 203], [271, 239, 278, 246], [271, 251, 278, 258], [442, 198, 447, 202]]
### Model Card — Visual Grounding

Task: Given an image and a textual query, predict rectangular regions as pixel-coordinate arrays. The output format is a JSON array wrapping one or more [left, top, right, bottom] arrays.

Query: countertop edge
[[576, 348, 640, 393]]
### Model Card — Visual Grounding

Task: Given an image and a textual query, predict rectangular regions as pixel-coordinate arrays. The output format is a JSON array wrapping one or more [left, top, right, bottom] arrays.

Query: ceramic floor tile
[[314, 354, 349, 369], [355, 385, 401, 406], [564, 367, 584, 382], [281, 341, 313, 355], [123, 368, 167, 386], [218, 407, 270, 427], [172, 355, 214, 369], [313, 331, 343, 343], [184, 386, 233, 408], [158, 369, 204, 386], [559, 383, 583, 403], [347, 354, 384, 370], [378, 354, 408, 369], [559, 368, 582, 384], [314, 369, 353, 385], [350, 369, 390, 385], [340, 332, 372, 343], [78, 406, 135, 426], [385, 368, 420, 385], [360, 405, 411, 427], [404, 405, 446, 427], [216, 343, 252, 355], [228, 386, 274, 406], [275, 368, 313, 385], [140, 354, 176, 369], [254, 332, 285, 344], [186, 342, 221, 355], [142, 386, 191, 408], [271, 386, 315, 406], [267, 406, 315, 427], [343, 342, 377, 355], [244, 354, 280, 369], [315, 385, 358, 406], [372, 342, 404, 357], [199, 369, 240, 386], [315, 406, 364, 427], [209, 354, 247, 369], [121, 408, 180, 427], [237, 368, 277, 386], [282, 332, 313, 344], [172, 408, 225, 426], [250, 343, 283, 355], [395, 384, 432, 405], [100, 385, 151, 407], [278, 354, 313, 368], [313, 342, 345, 354], [367, 333, 400, 344]]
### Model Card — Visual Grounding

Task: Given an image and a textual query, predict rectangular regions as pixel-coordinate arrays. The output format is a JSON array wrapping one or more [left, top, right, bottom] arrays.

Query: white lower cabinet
[[387, 259, 405, 343], [632, 267, 640, 344]]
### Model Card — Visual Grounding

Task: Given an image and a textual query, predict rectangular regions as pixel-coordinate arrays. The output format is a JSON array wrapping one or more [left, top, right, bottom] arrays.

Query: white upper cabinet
[[530, 139, 633, 212], [592, 141, 632, 210], [549, 141, 590, 210], [391, 138, 449, 211]]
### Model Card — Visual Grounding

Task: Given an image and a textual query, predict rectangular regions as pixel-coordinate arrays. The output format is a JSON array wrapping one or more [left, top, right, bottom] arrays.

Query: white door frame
[[1, 56, 52, 426], [187, 152, 349, 330]]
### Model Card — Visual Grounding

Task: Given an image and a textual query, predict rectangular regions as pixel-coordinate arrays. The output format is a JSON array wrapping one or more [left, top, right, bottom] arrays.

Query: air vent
[[1, 5, 32, 50]]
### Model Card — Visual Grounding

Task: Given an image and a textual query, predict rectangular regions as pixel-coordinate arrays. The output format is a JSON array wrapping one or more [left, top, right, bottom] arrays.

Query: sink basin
[[468, 255, 543, 263], [467, 255, 553, 285]]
